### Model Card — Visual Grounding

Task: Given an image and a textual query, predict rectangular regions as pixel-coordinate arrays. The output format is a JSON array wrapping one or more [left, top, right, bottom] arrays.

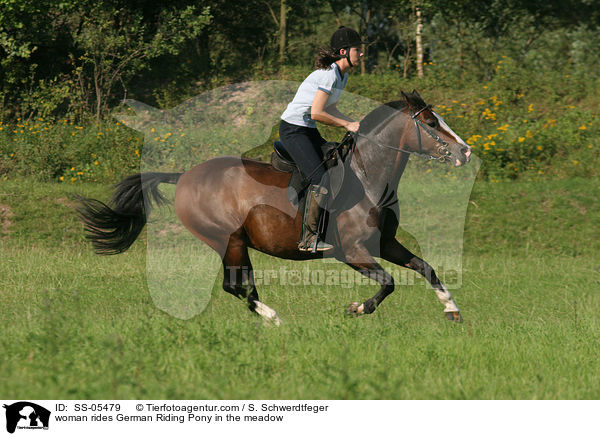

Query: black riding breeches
[[278, 120, 329, 187]]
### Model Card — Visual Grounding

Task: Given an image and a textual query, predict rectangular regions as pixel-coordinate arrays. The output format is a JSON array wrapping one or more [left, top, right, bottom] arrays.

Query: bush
[[1, 63, 598, 183], [0, 118, 142, 183]]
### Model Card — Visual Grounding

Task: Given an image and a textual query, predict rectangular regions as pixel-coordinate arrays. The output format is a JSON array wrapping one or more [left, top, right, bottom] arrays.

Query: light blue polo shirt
[[281, 63, 348, 128]]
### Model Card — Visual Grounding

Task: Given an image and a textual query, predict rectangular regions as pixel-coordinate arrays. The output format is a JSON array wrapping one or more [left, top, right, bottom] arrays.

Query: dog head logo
[[3, 402, 50, 434]]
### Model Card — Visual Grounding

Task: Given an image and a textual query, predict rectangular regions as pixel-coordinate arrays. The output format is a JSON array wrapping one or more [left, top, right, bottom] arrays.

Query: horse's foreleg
[[342, 248, 394, 315], [381, 238, 462, 322], [222, 232, 281, 326]]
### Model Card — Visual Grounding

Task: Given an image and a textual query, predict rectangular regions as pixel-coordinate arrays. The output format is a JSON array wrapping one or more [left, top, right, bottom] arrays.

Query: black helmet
[[330, 26, 367, 53]]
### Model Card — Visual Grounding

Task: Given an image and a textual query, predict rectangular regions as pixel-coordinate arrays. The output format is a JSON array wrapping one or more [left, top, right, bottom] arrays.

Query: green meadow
[[0, 175, 598, 399]]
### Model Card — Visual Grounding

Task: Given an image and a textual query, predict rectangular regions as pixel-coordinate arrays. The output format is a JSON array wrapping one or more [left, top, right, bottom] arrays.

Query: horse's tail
[[75, 172, 182, 255]]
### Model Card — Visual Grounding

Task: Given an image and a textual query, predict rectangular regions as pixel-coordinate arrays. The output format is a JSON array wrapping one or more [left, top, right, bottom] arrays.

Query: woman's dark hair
[[315, 47, 342, 70]]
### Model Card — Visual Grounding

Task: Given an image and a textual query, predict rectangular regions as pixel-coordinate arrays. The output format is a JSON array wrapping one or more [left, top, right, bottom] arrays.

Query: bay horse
[[77, 90, 472, 325]]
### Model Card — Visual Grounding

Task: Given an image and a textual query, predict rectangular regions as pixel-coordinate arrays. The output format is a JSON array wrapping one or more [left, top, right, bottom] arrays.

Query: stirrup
[[313, 239, 333, 252], [298, 238, 333, 252]]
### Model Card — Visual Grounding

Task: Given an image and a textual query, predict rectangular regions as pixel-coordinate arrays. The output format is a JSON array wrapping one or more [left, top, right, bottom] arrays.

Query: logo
[[3, 402, 50, 434]]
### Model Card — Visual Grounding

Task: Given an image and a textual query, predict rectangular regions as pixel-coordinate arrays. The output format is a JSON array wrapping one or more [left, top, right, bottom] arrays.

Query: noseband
[[410, 105, 451, 161]]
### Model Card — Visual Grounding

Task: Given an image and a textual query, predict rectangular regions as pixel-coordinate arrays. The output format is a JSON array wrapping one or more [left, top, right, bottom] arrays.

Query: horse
[[76, 89, 472, 325]]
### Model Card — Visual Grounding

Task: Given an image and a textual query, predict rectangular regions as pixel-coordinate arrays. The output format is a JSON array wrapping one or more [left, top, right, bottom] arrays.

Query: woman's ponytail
[[315, 47, 341, 69]]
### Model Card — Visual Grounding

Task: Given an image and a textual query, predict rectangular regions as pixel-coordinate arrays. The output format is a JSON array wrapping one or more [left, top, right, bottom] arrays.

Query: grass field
[[0, 175, 598, 399]]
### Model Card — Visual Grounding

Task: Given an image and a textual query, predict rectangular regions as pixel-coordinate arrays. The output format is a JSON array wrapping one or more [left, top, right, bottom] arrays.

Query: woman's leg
[[278, 121, 327, 186], [278, 121, 332, 251]]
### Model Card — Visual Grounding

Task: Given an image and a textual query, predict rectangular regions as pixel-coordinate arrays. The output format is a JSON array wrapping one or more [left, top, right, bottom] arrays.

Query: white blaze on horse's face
[[432, 111, 472, 165]]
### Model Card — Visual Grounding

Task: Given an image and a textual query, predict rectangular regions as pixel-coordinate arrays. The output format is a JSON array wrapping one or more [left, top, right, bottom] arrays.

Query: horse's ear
[[412, 89, 422, 98], [401, 90, 418, 109]]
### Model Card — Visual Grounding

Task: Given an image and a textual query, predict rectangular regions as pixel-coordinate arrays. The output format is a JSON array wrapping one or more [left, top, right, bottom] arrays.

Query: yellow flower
[[528, 104, 534, 112], [94, 161, 99, 166], [59, 176, 64, 181], [578, 125, 587, 130], [573, 160, 579, 166], [537, 145, 543, 151], [518, 137, 525, 142]]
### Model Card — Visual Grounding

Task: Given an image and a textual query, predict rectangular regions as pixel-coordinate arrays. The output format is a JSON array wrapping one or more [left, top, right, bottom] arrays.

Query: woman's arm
[[311, 90, 360, 132]]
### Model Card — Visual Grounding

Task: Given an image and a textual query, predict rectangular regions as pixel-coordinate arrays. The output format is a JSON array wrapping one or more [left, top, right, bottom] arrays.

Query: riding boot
[[298, 185, 333, 252]]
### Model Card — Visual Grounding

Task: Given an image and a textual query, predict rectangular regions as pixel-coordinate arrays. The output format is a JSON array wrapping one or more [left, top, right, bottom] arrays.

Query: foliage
[[1, 1, 599, 182], [0, 118, 142, 182]]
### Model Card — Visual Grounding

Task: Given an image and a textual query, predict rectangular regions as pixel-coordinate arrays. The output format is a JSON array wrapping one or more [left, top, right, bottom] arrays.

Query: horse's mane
[[359, 100, 408, 134]]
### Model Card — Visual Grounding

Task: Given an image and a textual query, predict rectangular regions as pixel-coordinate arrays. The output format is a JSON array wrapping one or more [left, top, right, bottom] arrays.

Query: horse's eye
[[428, 119, 437, 128]]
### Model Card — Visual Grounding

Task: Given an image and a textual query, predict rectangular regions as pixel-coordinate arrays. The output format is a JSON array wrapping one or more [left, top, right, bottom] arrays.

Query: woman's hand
[[345, 121, 360, 133]]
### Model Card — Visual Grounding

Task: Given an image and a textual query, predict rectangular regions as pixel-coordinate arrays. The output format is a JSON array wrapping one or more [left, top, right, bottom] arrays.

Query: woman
[[279, 26, 366, 252]]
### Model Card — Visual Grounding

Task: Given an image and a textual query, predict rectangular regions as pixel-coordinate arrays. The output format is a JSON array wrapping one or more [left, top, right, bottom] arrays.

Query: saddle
[[270, 133, 356, 213]]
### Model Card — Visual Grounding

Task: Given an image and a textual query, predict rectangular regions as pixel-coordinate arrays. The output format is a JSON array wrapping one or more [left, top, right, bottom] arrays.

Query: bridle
[[353, 105, 452, 162]]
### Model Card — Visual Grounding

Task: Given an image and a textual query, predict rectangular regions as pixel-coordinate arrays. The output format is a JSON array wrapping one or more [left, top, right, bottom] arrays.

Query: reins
[[299, 104, 452, 187]]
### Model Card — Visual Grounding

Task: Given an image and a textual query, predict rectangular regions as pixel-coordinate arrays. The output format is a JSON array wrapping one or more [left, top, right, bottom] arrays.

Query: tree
[[72, 4, 211, 120]]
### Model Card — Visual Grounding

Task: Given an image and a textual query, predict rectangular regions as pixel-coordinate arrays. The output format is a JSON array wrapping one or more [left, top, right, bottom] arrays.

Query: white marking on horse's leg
[[254, 301, 281, 326], [434, 285, 460, 313]]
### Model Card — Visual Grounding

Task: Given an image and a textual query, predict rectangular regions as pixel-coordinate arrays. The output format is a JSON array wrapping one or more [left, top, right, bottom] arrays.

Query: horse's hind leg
[[381, 238, 462, 322], [222, 230, 281, 326]]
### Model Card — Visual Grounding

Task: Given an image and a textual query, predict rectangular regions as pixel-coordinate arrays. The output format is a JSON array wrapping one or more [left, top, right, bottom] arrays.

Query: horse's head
[[400, 90, 471, 166]]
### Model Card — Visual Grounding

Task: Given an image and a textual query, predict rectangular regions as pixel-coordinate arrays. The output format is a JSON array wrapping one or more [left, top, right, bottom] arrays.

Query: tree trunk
[[361, 6, 370, 75], [94, 62, 102, 122], [279, 0, 286, 63], [457, 20, 464, 80], [416, 7, 424, 78], [403, 40, 411, 79]]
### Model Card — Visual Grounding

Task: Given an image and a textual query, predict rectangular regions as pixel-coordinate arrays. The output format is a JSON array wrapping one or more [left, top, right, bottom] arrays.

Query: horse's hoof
[[445, 311, 463, 323], [346, 302, 364, 316], [263, 316, 281, 327]]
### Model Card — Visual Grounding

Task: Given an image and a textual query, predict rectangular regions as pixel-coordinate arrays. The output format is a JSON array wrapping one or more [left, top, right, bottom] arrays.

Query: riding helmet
[[330, 26, 368, 53]]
